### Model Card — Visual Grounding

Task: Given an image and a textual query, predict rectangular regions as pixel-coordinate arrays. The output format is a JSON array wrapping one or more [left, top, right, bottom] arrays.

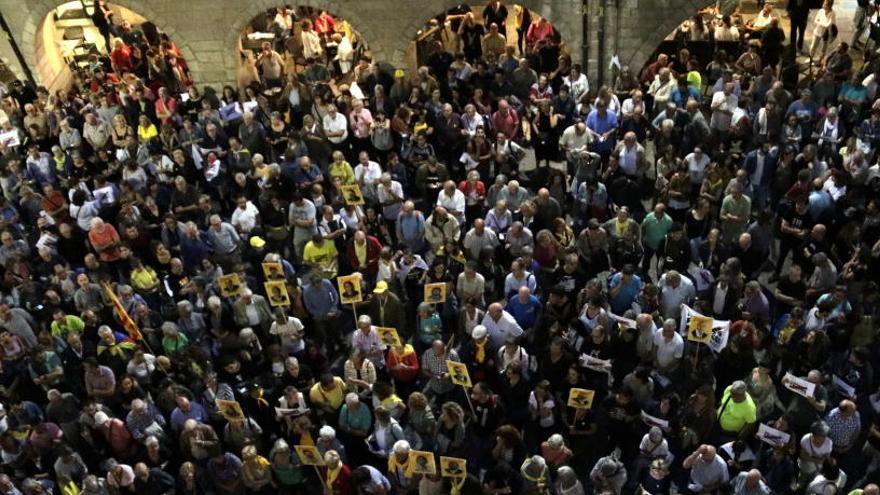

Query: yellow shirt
[[309, 377, 346, 409], [303, 241, 339, 277], [328, 161, 355, 185], [130, 267, 158, 291], [717, 386, 757, 433], [138, 124, 158, 142]]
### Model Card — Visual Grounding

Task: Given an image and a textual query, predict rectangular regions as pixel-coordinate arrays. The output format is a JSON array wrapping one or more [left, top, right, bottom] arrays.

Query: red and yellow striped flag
[[102, 283, 142, 341]]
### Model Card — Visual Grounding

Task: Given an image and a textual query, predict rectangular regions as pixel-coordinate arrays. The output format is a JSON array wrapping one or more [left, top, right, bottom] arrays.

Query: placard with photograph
[[218, 274, 242, 297], [265, 281, 291, 307], [337, 274, 363, 305]]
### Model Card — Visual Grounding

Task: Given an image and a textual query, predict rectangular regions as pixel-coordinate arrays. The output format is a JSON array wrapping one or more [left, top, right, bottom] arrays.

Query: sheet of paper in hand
[[832, 375, 856, 399], [641, 410, 670, 430], [579, 353, 612, 373], [783, 373, 816, 398], [757, 423, 791, 448]]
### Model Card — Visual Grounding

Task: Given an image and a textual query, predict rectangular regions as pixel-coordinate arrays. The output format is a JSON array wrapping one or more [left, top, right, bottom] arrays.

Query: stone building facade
[[0, 0, 714, 90]]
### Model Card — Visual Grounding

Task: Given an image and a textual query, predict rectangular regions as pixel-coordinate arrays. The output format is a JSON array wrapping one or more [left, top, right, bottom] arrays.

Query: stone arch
[[617, 0, 716, 73], [397, 0, 583, 66], [21, 0, 198, 88], [222, 0, 381, 84]]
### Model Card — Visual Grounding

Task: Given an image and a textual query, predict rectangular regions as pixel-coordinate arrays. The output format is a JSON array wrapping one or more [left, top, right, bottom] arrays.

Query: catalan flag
[[102, 282, 142, 341]]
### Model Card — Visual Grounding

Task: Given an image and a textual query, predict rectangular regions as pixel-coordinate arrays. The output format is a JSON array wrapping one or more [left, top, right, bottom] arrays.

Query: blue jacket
[[743, 147, 779, 187]]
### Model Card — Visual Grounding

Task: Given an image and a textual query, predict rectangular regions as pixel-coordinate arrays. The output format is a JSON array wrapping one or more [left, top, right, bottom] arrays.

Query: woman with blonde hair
[[745, 367, 781, 420], [322, 449, 352, 495], [406, 392, 436, 451], [435, 402, 466, 456], [241, 445, 274, 494]]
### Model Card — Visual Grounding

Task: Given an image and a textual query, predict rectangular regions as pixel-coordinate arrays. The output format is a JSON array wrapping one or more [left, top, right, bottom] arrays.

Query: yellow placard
[[439, 456, 467, 478], [337, 274, 363, 305], [295, 444, 325, 465], [265, 281, 291, 307], [424, 282, 447, 304], [216, 399, 245, 421], [341, 184, 365, 205], [687, 315, 713, 344], [218, 274, 242, 298], [407, 450, 437, 476], [567, 388, 596, 409], [446, 361, 471, 388], [262, 262, 284, 280], [377, 327, 402, 347]]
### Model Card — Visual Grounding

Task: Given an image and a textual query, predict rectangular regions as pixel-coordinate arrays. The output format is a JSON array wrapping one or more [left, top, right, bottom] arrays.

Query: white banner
[[679, 304, 730, 353]]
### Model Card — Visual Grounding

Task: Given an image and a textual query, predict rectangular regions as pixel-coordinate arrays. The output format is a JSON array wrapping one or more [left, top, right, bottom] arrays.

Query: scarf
[[388, 453, 410, 478], [475, 339, 486, 363], [253, 388, 270, 407], [243, 456, 271, 481], [450, 476, 466, 495], [326, 463, 342, 487], [391, 344, 415, 360]]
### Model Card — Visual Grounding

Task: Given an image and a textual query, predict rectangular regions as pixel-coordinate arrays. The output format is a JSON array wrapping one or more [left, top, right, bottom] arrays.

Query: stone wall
[[0, 0, 710, 90]]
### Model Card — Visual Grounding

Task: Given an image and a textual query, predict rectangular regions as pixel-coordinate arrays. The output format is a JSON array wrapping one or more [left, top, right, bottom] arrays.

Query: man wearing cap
[[365, 280, 405, 334], [459, 325, 496, 384], [717, 380, 758, 440]]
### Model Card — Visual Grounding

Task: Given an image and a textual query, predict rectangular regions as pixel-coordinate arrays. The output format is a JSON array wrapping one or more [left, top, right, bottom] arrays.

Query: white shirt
[[685, 152, 711, 185], [563, 73, 590, 102], [322, 113, 349, 144], [271, 316, 305, 353], [377, 181, 404, 220], [481, 311, 524, 348], [354, 161, 382, 186], [658, 275, 696, 320], [301, 30, 324, 59], [812, 9, 836, 36], [560, 125, 592, 152], [653, 329, 684, 369], [231, 201, 260, 233], [436, 189, 466, 220]]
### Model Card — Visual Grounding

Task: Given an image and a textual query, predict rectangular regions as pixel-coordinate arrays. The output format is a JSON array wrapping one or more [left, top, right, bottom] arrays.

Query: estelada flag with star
[[102, 282, 142, 341]]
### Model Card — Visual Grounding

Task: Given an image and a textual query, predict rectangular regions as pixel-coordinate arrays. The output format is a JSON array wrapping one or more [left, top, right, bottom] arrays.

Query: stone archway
[[16, 0, 198, 89], [615, 0, 716, 73]]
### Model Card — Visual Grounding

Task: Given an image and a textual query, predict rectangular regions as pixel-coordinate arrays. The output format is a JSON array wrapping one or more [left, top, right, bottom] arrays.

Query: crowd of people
[[0, 0, 879, 494]]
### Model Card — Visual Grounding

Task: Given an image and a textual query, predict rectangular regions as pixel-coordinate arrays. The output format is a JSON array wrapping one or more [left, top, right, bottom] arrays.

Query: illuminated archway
[[35, 1, 194, 91]]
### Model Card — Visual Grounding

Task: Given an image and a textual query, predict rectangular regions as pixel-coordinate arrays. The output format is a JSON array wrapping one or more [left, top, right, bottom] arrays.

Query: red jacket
[[386, 345, 420, 383], [345, 235, 383, 276], [458, 179, 486, 199]]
